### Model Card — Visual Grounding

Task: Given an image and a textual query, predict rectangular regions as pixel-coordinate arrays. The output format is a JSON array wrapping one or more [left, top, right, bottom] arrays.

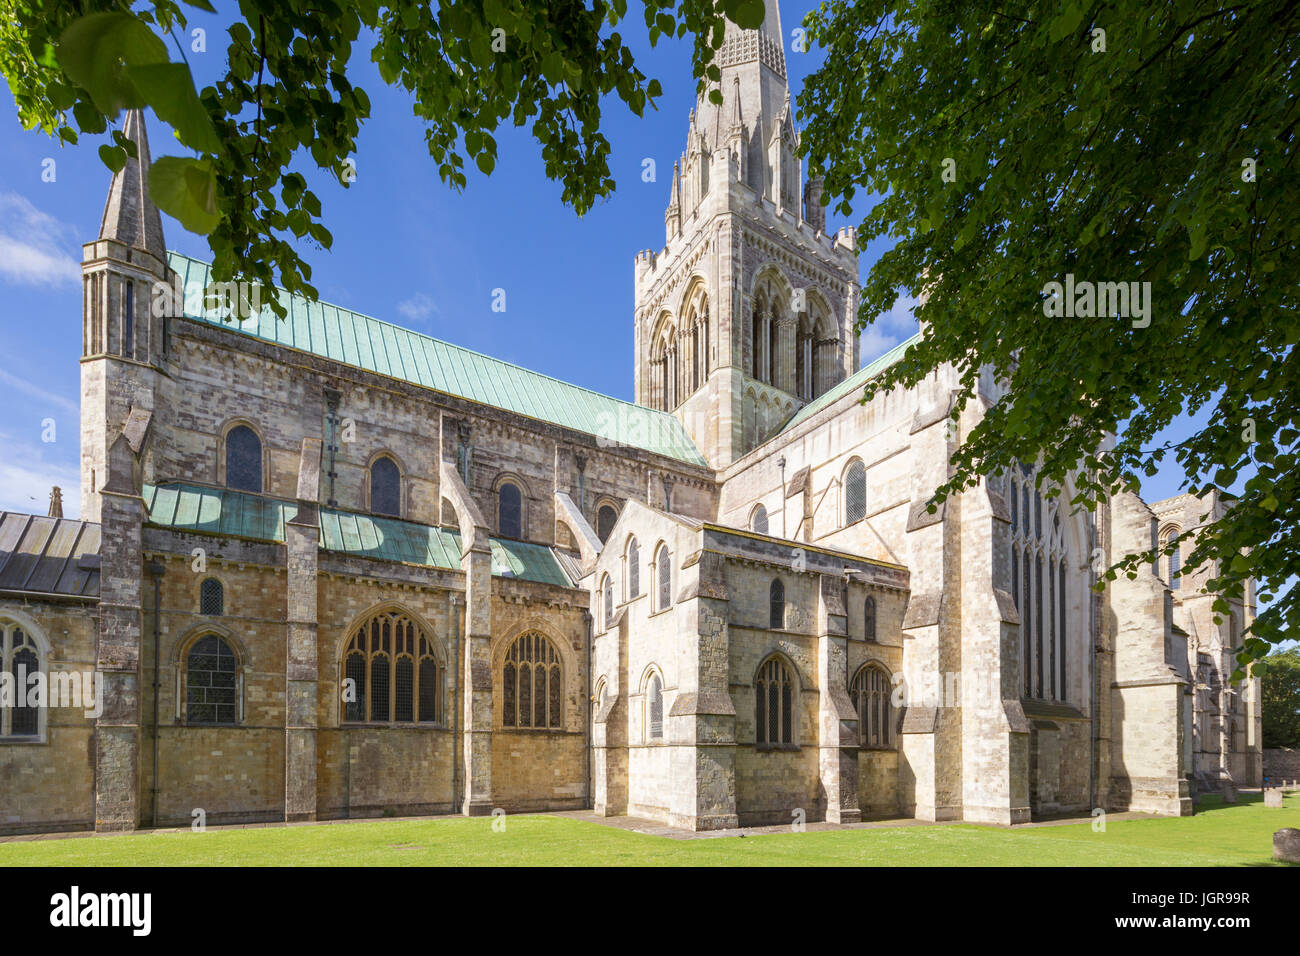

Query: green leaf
[[1048, 6, 1083, 42], [98, 144, 127, 173], [149, 155, 220, 234], [59, 13, 168, 117], [124, 63, 221, 154]]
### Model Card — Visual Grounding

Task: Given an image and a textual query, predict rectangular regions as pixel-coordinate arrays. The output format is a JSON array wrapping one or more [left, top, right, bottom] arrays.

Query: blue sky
[[0, 1, 1233, 538]]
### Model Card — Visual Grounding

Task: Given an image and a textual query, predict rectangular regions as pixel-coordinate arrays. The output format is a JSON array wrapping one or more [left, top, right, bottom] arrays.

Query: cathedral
[[0, 2, 1261, 835]]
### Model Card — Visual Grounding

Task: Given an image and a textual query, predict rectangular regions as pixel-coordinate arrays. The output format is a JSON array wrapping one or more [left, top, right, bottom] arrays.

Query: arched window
[[1162, 528, 1182, 590], [751, 504, 768, 535], [1, 621, 43, 738], [769, 578, 785, 629], [124, 279, 134, 356], [341, 610, 440, 724], [370, 455, 401, 517], [498, 482, 523, 539], [755, 656, 795, 746], [647, 673, 664, 740], [656, 543, 672, 611], [502, 631, 562, 730], [602, 574, 614, 630], [199, 578, 224, 616], [851, 663, 893, 748], [864, 595, 877, 642], [845, 459, 866, 525], [185, 635, 238, 725], [597, 504, 618, 544], [626, 537, 640, 599], [225, 424, 263, 492]]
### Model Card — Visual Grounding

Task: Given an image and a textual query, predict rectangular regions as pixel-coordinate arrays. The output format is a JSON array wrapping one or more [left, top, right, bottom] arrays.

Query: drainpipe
[[778, 456, 787, 538], [1088, 512, 1097, 812], [451, 595, 463, 814], [583, 609, 593, 810], [148, 558, 165, 828]]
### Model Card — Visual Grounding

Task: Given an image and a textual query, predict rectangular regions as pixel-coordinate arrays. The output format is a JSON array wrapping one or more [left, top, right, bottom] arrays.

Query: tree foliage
[[1261, 648, 1300, 749], [799, 0, 1299, 676], [1, 0, 764, 313]]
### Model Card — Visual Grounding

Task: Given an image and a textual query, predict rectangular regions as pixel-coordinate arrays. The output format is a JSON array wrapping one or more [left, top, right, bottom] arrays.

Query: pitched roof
[[100, 109, 165, 259], [166, 253, 707, 467], [0, 512, 101, 598], [143, 483, 576, 588], [780, 332, 921, 433]]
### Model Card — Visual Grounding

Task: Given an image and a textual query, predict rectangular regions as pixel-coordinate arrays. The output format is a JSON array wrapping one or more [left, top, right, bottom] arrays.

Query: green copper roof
[[166, 252, 706, 467], [781, 332, 922, 433], [144, 483, 575, 587]]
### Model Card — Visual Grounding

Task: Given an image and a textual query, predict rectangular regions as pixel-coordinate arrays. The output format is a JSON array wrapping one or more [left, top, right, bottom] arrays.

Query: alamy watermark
[[1041, 273, 1152, 328]]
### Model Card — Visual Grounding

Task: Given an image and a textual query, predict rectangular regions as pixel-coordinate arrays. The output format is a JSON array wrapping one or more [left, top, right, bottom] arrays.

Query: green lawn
[[2, 791, 1297, 866]]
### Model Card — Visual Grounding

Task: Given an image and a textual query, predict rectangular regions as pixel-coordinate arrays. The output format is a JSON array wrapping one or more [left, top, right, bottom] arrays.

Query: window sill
[[648, 605, 674, 619], [754, 742, 800, 752], [340, 721, 447, 730], [0, 736, 46, 745]]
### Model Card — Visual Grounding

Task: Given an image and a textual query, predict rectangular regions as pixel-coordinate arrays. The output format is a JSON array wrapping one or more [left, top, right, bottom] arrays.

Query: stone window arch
[[625, 535, 640, 600], [844, 458, 866, 526], [769, 578, 785, 629], [654, 541, 672, 612], [642, 667, 665, 741], [496, 477, 525, 539], [368, 453, 403, 518], [755, 654, 796, 747], [199, 577, 224, 616], [341, 609, 441, 725], [864, 595, 877, 642], [851, 662, 893, 748], [1, 616, 47, 740], [751, 503, 769, 535], [223, 422, 264, 493], [502, 631, 563, 730], [601, 573, 614, 630], [596, 502, 619, 544], [1160, 525, 1182, 590], [185, 634, 240, 725]]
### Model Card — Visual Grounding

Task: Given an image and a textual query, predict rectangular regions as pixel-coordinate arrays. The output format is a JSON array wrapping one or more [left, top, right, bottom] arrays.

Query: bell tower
[[81, 108, 169, 522], [632, 0, 860, 469]]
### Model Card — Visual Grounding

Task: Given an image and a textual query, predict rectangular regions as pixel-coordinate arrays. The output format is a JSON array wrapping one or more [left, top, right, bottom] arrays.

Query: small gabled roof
[[0, 512, 101, 598], [167, 253, 707, 467]]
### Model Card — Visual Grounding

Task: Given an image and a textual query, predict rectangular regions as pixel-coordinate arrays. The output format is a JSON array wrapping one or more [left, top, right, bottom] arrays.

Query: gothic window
[[341, 610, 440, 725], [597, 504, 618, 544], [769, 578, 785, 629], [755, 656, 795, 746], [851, 664, 893, 748], [655, 543, 672, 611], [199, 578, 224, 616], [602, 574, 614, 630], [845, 459, 866, 525], [124, 280, 134, 356], [626, 537, 640, 599], [864, 596, 877, 642], [370, 455, 401, 517], [1229, 613, 1239, 648], [185, 635, 238, 725], [498, 481, 523, 539], [1161, 527, 1182, 589], [646, 672, 664, 740], [1009, 465, 1074, 703], [1, 621, 43, 739], [751, 504, 768, 535], [502, 632, 562, 730], [225, 424, 263, 493]]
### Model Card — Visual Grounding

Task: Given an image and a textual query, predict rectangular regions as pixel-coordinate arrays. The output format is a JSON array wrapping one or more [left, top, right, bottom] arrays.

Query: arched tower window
[[755, 656, 795, 746], [370, 455, 402, 517], [498, 481, 523, 539], [185, 634, 239, 725], [864, 595, 877, 642], [626, 536, 640, 599], [646, 672, 664, 740], [502, 632, 562, 730], [199, 578, 224, 616], [596, 504, 618, 544], [602, 574, 614, 630], [225, 424, 263, 493], [1, 621, 44, 739], [656, 543, 672, 611], [845, 459, 866, 525], [851, 663, 893, 748], [124, 280, 134, 356], [769, 578, 785, 629], [341, 610, 440, 724]]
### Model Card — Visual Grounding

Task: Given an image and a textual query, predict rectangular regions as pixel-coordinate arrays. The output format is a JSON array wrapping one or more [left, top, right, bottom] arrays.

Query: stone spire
[[48, 486, 63, 518], [98, 109, 165, 261]]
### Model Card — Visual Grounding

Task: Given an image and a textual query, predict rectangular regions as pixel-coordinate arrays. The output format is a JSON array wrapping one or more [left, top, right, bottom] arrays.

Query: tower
[[632, 0, 861, 469]]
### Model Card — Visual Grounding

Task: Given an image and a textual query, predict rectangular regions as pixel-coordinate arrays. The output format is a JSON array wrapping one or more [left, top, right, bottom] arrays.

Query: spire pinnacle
[[99, 109, 166, 261]]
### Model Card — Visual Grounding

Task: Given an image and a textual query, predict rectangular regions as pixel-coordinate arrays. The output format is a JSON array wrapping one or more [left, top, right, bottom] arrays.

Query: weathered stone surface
[[1274, 828, 1300, 863]]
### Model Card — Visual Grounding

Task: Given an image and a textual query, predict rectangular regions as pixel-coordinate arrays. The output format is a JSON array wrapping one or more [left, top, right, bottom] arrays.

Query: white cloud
[[0, 192, 80, 287], [396, 292, 438, 324], [859, 293, 921, 364], [0, 368, 78, 417], [0, 434, 81, 518]]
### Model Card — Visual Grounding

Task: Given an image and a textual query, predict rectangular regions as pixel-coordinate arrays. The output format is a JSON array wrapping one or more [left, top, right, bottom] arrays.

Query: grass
[[2, 791, 1297, 867]]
